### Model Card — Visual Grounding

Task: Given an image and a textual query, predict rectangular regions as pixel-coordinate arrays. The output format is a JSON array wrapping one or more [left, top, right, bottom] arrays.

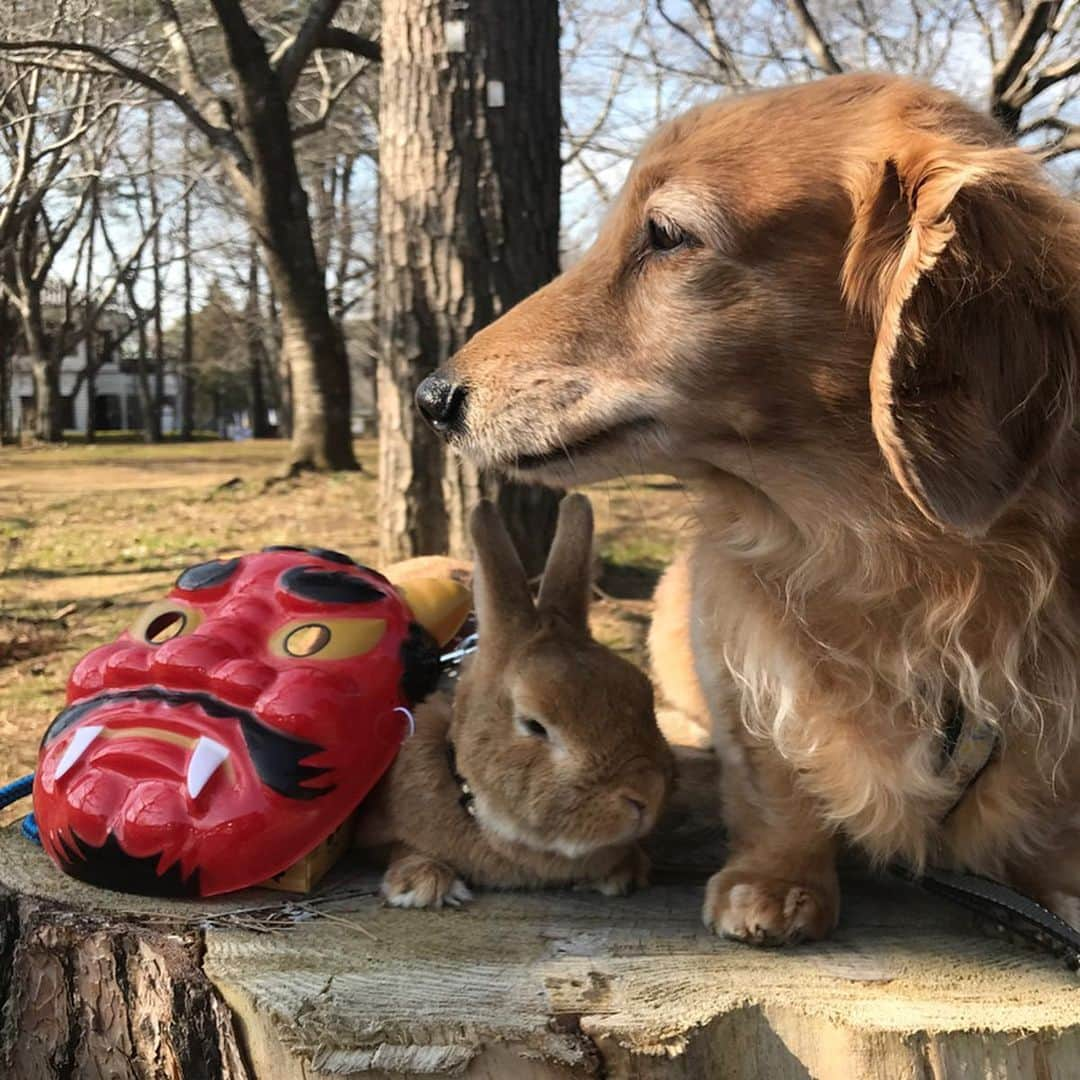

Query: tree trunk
[[271, 281, 355, 469], [0, 879, 250, 1078], [134, 316, 155, 443], [377, 0, 562, 572], [84, 188, 98, 444], [0, 354, 8, 446], [269, 289, 290, 439], [252, 221, 353, 467], [222, 34, 356, 472], [85, 362, 97, 443], [148, 109, 164, 443], [0, 354, 9, 446], [26, 301, 62, 442], [180, 306, 195, 440], [0, 296, 11, 445], [179, 135, 196, 441], [30, 357, 61, 442], [332, 155, 357, 330], [247, 239, 271, 439]]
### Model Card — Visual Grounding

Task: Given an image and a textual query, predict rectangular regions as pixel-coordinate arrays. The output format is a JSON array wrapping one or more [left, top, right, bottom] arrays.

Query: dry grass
[[0, 438, 694, 800]]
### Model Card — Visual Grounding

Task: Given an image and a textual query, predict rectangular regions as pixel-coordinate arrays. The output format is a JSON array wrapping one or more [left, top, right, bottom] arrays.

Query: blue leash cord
[[0, 773, 40, 845]]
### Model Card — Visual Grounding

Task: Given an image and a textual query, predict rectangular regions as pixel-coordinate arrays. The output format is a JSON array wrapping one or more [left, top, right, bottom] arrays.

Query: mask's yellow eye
[[133, 601, 203, 645], [270, 618, 386, 661], [284, 624, 330, 657]]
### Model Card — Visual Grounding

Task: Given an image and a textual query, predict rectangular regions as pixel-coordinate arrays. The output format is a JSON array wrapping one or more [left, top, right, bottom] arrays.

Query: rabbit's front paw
[[381, 854, 473, 910], [587, 845, 650, 897]]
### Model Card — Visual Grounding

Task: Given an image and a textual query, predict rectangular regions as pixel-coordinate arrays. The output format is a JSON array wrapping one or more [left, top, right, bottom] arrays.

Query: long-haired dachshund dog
[[416, 74, 1079, 944]]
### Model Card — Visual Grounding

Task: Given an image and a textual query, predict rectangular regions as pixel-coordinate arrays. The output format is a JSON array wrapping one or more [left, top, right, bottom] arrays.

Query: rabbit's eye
[[517, 715, 549, 740]]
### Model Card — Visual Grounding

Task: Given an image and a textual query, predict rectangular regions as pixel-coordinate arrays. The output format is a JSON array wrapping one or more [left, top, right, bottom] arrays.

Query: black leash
[[893, 863, 1080, 972], [445, 740, 477, 817], [892, 702, 1080, 971]]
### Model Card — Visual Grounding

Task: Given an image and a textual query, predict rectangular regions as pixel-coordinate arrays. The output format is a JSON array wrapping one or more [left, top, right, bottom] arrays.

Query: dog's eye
[[647, 216, 686, 252], [516, 715, 549, 740]]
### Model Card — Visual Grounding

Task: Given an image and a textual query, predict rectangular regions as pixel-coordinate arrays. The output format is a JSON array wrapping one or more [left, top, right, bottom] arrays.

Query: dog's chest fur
[[686, 530, 1030, 870]]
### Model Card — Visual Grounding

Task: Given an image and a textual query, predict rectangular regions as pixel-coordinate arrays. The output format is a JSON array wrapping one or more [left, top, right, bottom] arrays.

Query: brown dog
[[415, 73, 1080, 944]]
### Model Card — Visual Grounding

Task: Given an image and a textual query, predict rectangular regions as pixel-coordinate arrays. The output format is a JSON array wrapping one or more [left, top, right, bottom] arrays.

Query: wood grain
[[0, 748, 1076, 1078]]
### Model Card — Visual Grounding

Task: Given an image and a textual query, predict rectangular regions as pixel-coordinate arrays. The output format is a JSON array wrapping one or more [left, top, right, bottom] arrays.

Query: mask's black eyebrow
[[176, 557, 241, 591], [279, 566, 385, 604]]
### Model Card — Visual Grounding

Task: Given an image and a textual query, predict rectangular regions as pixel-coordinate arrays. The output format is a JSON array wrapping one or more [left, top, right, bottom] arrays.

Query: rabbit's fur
[[355, 494, 674, 909]]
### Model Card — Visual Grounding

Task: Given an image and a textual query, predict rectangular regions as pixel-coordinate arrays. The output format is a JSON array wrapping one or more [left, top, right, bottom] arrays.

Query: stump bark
[[1, 749, 1077, 1079]]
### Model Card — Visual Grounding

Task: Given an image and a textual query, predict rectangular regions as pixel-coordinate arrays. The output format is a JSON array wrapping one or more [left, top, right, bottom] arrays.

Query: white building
[[9, 340, 180, 436]]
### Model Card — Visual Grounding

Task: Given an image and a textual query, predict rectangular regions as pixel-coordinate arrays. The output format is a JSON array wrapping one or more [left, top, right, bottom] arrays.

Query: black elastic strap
[[940, 699, 966, 767], [894, 863, 1080, 972]]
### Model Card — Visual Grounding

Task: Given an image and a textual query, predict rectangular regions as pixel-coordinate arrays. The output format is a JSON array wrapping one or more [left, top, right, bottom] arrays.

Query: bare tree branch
[[1021, 114, 1080, 156], [564, 24, 643, 168], [1014, 53, 1080, 107], [993, 2, 1060, 107], [655, 0, 747, 84], [207, 0, 273, 84], [688, 0, 748, 82], [154, 0, 237, 141], [0, 39, 242, 158], [276, 0, 345, 95], [999, 0, 1025, 38], [786, 0, 844, 73], [292, 60, 368, 137], [316, 26, 381, 62], [1046, 124, 1080, 156]]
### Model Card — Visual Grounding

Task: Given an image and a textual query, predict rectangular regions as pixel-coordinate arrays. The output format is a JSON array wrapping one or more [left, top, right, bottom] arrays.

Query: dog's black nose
[[416, 373, 468, 434]]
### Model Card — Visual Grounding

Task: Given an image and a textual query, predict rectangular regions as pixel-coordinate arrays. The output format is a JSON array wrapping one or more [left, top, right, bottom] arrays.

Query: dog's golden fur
[[426, 74, 1080, 941]]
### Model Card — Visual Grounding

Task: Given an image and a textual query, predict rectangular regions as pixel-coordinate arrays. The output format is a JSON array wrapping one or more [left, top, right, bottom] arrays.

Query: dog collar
[[446, 740, 477, 817], [940, 702, 998, 819]]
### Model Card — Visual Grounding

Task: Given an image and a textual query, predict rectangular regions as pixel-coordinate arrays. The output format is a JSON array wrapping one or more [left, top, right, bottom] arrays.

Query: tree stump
[[1, 749, 1077, 1079]]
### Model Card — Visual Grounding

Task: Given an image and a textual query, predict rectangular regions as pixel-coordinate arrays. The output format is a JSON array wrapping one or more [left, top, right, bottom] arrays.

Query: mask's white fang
[[54, 725, 104, 780], [186, 736, 229, 799]]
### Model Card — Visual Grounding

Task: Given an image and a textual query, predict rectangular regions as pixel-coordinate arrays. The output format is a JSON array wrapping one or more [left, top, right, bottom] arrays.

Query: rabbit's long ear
[[537, 493, 593, 630], [469, 500, 536, 634]]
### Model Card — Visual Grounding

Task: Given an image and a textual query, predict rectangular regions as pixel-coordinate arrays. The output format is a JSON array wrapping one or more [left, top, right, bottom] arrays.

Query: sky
[[14, 0, 1078, 334]]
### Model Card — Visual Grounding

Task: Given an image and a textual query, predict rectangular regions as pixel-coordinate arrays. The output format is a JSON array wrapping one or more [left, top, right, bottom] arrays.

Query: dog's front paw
[[381, 854, 473, 910], [704, 867, 838, 945]]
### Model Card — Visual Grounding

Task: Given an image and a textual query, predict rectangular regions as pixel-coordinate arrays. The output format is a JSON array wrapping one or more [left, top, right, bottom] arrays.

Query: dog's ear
[[843, 138, 1077, 534]]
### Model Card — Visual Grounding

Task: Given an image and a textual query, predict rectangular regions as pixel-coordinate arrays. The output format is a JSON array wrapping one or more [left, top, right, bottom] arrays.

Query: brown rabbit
[[354, 494, 674, 908]]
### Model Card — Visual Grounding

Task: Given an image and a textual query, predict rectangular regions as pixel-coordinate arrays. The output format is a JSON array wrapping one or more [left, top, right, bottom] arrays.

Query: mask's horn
[[393, 577, 472, 647]]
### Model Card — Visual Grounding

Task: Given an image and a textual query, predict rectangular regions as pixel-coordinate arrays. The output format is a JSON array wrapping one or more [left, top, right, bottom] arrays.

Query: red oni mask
[[33, 547, 469, 897]]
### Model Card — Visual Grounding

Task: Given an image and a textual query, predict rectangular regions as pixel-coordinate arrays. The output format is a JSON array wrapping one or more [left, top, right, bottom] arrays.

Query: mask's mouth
[[41, 687, 333, 802], [58, 830, 204, 898]]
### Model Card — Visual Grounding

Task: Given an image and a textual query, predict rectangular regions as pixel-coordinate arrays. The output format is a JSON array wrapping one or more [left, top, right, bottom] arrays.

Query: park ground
[[0, 438, 695, 800]]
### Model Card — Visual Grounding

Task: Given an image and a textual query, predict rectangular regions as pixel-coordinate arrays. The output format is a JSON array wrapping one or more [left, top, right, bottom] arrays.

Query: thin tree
[[245, 236, 272, 438], [377, 0, 563, 570], [179, 132, 196, 440], [0, 59, 120, 439]]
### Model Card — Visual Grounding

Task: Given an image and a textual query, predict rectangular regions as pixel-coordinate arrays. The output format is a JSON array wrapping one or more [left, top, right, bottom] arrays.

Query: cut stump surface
[[0, 749, 1077, 1079]]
